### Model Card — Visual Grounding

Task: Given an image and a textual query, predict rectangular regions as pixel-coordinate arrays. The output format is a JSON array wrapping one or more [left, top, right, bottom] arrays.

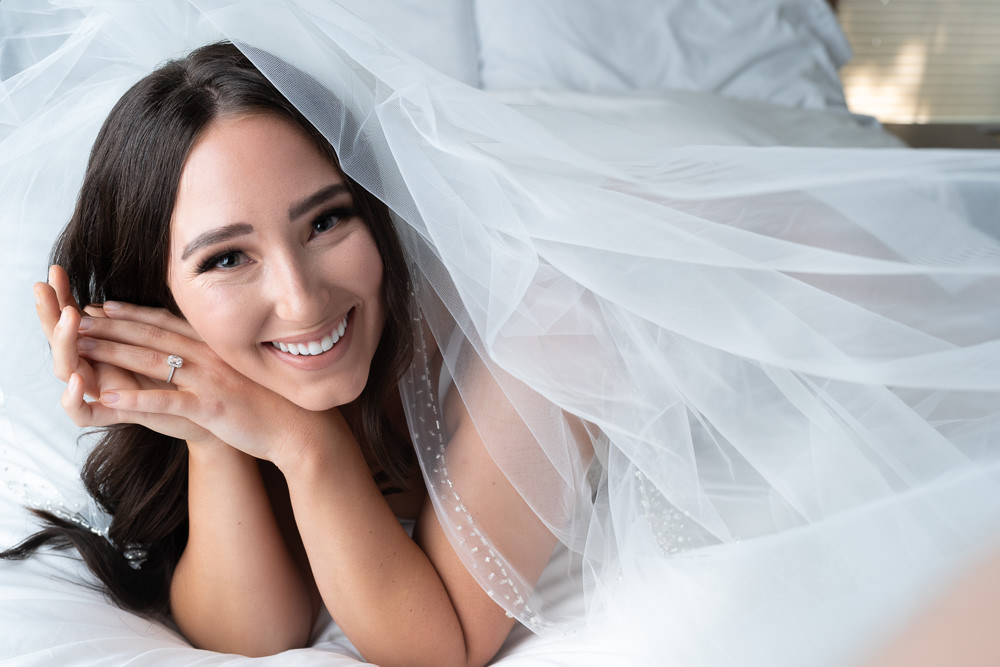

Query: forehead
[[171, 114, 343, 237]]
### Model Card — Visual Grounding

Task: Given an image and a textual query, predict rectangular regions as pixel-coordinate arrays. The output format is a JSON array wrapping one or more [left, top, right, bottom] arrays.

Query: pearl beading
[[404, 300, 538, 629], [2, 443, 111, 542]]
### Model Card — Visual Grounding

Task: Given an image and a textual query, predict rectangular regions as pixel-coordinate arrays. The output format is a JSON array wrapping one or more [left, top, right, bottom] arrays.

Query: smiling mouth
[[269, 311, 350, 356]]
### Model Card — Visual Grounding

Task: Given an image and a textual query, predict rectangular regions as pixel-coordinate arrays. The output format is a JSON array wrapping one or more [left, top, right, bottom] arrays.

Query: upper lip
[[265, 309, 350, 345]]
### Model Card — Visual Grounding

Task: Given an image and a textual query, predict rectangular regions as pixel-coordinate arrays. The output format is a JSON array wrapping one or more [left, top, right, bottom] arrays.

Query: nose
[[268, 253, 331, 324]]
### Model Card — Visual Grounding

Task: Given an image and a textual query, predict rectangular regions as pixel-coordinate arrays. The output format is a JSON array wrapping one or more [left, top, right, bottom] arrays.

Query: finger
[[77, 314, 197, 362], [83, 303, 109, 318], [56, 312, 103, 398], [34, 281, 63, 342], [64, 373, 179, 434], [51, 306, 83, 380], [102, 300, 201, 341], [99, 388, 208, 442], [61, 372, 118, 428], [91, 359, 161, 392], [48, 265, 82, 312], [101, 386, 194, 417], [78, 336, 192, 386]]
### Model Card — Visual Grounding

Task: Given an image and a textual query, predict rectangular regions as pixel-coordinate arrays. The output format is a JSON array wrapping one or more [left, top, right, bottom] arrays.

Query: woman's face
[[167, 114, 385, 411]]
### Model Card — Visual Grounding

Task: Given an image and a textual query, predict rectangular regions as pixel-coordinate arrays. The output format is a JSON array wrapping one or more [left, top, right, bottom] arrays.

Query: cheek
[[342, 228, 386, 303], [365, 253, 385, 300], [171, 284, 256, 358], [361, 242, 387, 319]]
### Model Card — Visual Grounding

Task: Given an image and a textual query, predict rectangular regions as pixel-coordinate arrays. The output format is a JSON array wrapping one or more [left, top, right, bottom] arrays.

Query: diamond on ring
[[166, 354, 184, 383]]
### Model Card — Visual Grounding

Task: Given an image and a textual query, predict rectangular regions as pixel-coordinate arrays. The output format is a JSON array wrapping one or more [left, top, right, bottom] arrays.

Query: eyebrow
[[180, 183, 350, 262], [288, 183, 349, 220], [180, 223, 254, 261]]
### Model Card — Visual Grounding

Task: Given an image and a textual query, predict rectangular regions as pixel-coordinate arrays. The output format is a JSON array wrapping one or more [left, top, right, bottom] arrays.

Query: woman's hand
[[36, 265, 138, 401], [80, 302, 339, 463], [38, 265, 335, 461], [37, 265, 217, 446]]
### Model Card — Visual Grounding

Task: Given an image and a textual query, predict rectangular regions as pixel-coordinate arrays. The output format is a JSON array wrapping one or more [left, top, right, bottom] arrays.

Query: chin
[[286, 381, 366, 413], [292, 396, 352, 413]]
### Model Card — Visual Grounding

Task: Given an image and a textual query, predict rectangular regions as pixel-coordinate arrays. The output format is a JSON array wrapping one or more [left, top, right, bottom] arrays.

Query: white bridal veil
[[2, 1, 1000, 665]]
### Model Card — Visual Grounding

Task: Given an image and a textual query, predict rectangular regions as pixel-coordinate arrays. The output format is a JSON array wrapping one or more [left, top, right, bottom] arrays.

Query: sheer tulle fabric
[[2, 1, 1000, 664]]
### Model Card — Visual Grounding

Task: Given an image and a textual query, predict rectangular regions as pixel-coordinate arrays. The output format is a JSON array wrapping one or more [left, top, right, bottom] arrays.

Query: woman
[[6, 41, 565, 665], [3, 2, 1000, 666]]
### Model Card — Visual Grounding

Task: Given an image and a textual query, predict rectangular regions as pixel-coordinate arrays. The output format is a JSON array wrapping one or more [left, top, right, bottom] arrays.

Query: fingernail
[[77, 337, 96, 351], [101, 392, 119, 405], [103, 301, 121, 312], [78, 316, 94, 331]]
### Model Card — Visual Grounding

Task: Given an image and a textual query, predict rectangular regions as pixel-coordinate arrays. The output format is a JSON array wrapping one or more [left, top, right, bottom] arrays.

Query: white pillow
[[475, 0, 850, 111], [337, 0, 479, 86]]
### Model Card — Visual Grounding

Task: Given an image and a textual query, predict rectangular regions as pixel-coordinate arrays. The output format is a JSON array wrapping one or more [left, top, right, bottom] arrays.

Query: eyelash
[[310, 207, 353, 237], [195, 247, 243, 274], [194, 207, 356, 275]]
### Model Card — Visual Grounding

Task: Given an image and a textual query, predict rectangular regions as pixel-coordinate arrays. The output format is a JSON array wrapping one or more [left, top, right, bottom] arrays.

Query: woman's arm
[[277, 409, 474, 667], [277, 378, 558, 667], [37, 270, 318, 656], [170, 441, 317, 656]]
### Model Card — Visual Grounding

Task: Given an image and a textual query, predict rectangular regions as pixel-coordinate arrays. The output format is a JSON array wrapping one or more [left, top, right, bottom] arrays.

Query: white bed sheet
[[487, 89, 904, 154], [475, 0, 850, 112], [0, 90, 903, 666], [0, 504, 615, 666]]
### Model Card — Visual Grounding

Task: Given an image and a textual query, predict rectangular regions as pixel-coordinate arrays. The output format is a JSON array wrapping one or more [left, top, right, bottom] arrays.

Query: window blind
[[839, 0, 1000, 122]]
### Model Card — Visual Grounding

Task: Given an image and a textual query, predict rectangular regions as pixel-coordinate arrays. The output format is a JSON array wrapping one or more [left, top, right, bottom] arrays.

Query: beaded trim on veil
[[402, 278, 539, 628]]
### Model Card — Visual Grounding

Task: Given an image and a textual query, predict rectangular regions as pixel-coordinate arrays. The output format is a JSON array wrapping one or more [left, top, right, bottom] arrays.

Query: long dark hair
[[0, 42, 414, 619]]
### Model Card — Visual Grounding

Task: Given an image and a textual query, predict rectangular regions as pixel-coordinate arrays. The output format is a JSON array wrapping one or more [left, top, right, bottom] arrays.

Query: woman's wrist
[[270, 407, 354, 480], [186, 434, 253, 465]]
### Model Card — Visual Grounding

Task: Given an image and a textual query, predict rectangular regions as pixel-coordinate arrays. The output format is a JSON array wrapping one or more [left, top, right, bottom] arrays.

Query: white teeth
[[270, 313, 349, 357]]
